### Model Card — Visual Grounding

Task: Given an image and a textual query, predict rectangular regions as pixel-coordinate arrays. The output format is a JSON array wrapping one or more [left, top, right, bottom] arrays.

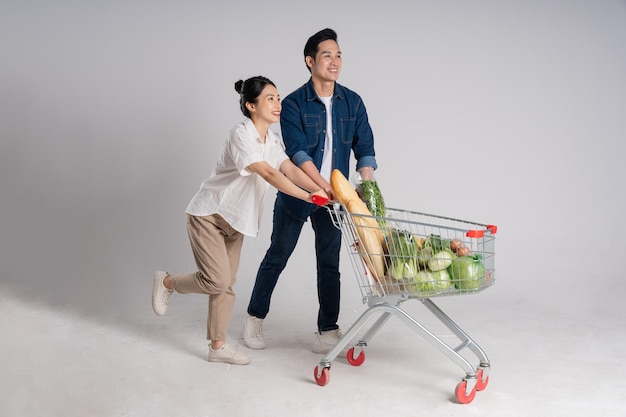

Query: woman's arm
[[247, 160, 327, 203], [280, 159, 333, 198]]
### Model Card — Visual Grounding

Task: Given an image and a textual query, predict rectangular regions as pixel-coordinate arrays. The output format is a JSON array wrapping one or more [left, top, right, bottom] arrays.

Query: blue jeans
[[247, 198, 342, 332]]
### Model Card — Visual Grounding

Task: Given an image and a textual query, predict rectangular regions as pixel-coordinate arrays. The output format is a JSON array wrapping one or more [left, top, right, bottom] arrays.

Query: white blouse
[[185, 118, 289, 237]]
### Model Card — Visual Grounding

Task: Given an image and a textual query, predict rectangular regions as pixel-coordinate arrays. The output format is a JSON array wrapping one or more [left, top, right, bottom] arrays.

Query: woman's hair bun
[[234, 79, 244, 94]]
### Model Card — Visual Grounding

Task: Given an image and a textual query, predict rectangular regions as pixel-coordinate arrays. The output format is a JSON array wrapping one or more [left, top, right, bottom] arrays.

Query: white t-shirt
[[185, 118, 289, 237], [319, 95, 333, 182]]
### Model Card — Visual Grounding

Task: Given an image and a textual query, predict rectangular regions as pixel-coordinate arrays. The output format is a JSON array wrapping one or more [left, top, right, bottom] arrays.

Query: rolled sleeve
[[291, 150, 313, 168], [356, 155, 377, 171]]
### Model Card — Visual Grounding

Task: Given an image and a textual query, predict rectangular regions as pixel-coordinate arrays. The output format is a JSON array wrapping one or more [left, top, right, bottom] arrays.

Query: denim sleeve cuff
[[356, 156, 378, 171], [292, 150, 313, 168]]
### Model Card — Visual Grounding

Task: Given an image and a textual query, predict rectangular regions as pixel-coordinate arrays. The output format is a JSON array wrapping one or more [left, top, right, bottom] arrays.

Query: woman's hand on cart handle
[[310, 189, 330, 206]]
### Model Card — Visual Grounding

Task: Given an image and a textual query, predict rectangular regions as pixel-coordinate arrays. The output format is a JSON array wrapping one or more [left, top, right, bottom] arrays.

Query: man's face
[[308, 39, 342, 82]]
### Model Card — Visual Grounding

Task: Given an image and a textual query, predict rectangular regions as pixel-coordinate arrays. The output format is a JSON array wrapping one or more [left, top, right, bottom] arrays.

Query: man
[[243, 28, 378, 354]]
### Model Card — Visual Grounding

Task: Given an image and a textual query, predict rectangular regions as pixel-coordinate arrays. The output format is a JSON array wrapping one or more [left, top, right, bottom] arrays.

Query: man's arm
[[299, 160, 333, 198], [280, 96, 311, 162], [358, 166, 375, 181], [279, 93, 333, 195], [280, 159, 327, 195], [350, 90, 378, 176]]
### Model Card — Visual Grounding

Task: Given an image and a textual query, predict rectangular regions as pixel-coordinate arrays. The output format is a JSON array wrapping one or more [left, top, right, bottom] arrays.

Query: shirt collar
[[305, 78, 343, 102], [243, 118, 265, 143]]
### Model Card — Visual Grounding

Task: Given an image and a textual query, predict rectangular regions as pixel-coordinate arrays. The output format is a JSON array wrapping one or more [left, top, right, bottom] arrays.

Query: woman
[[152, 76, 328, 365]]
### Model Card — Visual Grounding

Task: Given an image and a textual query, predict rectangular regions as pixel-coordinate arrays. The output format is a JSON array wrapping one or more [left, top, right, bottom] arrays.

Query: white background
[[1, 1, 625, 415], [2, 0, 624, 315]]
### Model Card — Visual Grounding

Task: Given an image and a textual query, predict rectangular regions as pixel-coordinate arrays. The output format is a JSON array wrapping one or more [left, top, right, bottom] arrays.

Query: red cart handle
[[311, 195, 329, 206], [466, 224, 498, 238]]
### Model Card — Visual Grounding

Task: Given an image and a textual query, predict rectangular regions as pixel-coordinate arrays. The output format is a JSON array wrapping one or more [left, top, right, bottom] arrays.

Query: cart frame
[[313, 203, 497, 404]]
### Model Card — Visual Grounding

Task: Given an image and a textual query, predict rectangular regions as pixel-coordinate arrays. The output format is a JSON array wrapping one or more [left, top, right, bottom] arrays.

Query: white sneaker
[[152, 271, 173, 316], [208, 343, 251, 365], [312, 329, 344, 354], [241, 315, 266, 350]]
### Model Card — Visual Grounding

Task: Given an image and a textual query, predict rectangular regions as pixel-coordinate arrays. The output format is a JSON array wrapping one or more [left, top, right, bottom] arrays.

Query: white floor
[[1, 274, 624, 417]]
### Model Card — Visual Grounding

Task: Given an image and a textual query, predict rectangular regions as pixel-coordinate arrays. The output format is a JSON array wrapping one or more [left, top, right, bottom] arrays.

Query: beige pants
[[170, 214, 244, 342]]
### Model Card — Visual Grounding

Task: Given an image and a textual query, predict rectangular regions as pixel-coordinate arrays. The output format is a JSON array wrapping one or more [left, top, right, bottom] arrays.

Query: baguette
[[330, 169, 384, 241], [346, 199, 386, 280], [330, 169, 386, 281], [330, 169, 360, 206]]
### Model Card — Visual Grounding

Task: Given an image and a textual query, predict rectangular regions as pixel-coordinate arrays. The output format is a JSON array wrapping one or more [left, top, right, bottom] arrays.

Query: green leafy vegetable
[[416, 247, 433, 267], [424, 234, 451, 253], [358, 180, 386, 229], [387, 228, 418, 280]]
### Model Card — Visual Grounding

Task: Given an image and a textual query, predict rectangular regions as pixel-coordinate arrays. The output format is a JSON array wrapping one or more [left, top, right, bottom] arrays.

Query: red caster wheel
[[314, 366, 330, 386], [455, 380, 476, 404], [346, 347, 365, 366], [475, 368, 489, 391]]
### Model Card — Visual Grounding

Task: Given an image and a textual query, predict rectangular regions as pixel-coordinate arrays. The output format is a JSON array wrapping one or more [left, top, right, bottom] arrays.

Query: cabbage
[[410, 270, 433, 292], [431, 269, 453, 291], [449, 255, 486, 290], [427, 250, 454, 271], [387, 228, 418, 280], [409, 269, 452, 293]]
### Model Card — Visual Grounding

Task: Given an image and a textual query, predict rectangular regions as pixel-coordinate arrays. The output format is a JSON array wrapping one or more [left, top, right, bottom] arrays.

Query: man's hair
[[303, 28, 338, 73]]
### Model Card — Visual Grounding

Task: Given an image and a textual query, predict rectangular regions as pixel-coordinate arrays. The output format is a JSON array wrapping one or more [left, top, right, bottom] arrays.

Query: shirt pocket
[[303, 114, 322, 146], [339, 117, 357, 144]]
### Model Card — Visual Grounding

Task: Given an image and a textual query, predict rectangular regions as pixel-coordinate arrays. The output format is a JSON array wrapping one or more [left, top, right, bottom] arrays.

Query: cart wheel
[[475, 368, 489, 391], [314, 366, 330, 386], [346, 347, 365, 366], [455, 380, 476, 404]]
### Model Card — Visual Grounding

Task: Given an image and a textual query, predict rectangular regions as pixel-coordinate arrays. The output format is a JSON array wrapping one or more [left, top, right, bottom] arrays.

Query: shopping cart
[[313, 202, 497, 404]]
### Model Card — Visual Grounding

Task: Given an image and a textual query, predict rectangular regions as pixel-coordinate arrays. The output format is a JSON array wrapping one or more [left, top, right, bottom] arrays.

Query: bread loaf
[[346, 199, 386, 280], [330, 169, 360, 205], [330, 169, 386, 281]]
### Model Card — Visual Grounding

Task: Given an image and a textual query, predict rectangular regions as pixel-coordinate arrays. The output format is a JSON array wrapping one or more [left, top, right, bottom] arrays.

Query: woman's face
[[249, 84, 281, 124]]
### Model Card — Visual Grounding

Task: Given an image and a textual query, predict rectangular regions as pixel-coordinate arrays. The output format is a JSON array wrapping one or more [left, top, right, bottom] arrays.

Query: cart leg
[[319, 303, 400, 365], [475, 363, 490, 390], [365, 303, 477, 376], [316, 300, 490, 393], [421, 298, 490, 365], [355, 310, 394, 346]]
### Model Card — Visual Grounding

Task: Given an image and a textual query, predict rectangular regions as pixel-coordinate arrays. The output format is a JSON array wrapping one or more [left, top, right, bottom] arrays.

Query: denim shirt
[[277, 78, 377, 220]]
